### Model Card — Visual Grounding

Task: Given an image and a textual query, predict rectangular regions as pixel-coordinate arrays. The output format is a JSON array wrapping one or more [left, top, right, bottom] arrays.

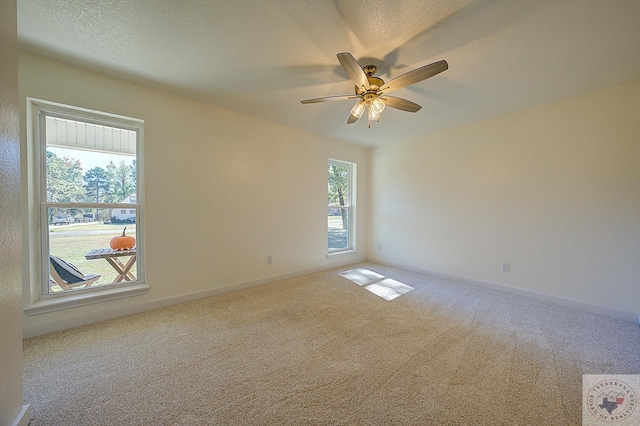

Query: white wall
[[368, 79, 640, 318], [20, 53, 367, 337], [0, 0, 30, 424]]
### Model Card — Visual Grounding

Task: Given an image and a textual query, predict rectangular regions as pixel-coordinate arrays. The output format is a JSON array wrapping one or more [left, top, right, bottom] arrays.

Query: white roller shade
[[45, 116, 136, 155]]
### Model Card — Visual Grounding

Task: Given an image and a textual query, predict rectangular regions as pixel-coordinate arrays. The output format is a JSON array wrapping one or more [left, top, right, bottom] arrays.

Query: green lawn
[[49, 223, 137, 292]]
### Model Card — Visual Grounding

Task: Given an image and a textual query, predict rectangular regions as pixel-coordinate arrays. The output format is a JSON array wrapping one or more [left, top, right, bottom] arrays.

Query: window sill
[[327, 249, 357, 257], [24, 283, 149, 316]]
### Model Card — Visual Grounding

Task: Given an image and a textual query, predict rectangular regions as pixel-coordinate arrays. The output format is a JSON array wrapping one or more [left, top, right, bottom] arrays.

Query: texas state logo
[[583, 375, 639, 425]]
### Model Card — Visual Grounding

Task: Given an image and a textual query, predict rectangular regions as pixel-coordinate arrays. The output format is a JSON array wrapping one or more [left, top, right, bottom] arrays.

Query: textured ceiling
[[17, 0, 640, 147]]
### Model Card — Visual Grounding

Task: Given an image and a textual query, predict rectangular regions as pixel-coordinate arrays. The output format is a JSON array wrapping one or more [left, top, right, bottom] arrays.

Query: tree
[[131, 159, 137, 187], [106, 159, 136, 202], [83, 167, 111, 221], [328, 163, 349, 229], [84, 167, 111, 203], [46, 151, 84, 220]]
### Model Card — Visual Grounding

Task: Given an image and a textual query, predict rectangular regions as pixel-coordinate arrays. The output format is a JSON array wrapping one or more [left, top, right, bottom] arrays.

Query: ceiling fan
[[301, 52, 448, 127]]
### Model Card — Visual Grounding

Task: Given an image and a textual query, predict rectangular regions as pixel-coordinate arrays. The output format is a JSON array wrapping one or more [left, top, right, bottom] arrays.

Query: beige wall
[[18, 51, 640, 338], [20, 53, 367, 337], [0, 0, 29, 424], [368, 79, 640, 316]]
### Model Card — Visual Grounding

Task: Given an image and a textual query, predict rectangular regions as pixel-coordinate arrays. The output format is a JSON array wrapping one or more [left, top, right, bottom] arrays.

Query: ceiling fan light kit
[[371, 97, 385, 114], [350, 100, 366, 118], [301, 52, 448, 127]]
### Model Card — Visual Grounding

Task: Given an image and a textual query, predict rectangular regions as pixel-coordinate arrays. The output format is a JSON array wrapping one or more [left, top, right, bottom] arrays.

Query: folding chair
[[49, 256, 101, 290]]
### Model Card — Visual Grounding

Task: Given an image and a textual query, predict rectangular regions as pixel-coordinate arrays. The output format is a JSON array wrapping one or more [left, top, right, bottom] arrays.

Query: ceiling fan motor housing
[[355, 65, 384, 95]]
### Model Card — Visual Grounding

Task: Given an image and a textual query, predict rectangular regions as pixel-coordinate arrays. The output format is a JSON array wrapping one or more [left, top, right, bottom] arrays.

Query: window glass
[[48, 207, 138, 291], [32, 101, 144, 298], [328, 160, 355, 252]]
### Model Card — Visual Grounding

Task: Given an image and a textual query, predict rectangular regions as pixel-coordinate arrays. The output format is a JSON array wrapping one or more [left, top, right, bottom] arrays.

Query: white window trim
[[24, 98, 148, 315], [328, 159, 356, 255]]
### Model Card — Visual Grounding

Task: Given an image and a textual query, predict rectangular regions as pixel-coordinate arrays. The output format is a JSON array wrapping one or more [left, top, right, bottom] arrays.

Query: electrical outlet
[[501, 262, 510, 273], [267, 256, 273, 265], [378, 244, 382, 251]]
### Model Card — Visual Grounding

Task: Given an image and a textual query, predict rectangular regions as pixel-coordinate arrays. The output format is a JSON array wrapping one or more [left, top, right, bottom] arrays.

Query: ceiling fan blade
[[300, 95, 357, 104], [381, 96, 422, 112], [347, 114, 360, 124], [337, 52, 370, 91], [379, 60, 448, 93]]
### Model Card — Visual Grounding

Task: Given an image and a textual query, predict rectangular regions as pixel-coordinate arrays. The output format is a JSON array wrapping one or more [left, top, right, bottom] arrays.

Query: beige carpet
[[23, 262, 640, 425]]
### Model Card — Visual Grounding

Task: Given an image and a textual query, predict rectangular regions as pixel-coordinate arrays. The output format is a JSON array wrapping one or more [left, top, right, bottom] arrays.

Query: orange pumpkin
[[110, 227, 136, 250]]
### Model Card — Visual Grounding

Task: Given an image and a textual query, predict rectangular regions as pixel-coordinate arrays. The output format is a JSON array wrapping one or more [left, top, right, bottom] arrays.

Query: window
[[328, 159, 355, 253], [25, 98, 147, 313]]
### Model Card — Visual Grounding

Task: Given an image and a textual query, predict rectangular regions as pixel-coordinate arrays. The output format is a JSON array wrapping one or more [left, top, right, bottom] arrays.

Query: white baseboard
[[23, 256, 365, 339], [367, 256, 638, 324], [12, 404, 31, 426]]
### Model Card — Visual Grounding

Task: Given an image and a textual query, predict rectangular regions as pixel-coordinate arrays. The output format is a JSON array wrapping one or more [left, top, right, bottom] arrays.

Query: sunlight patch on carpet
[[339, 268, 385, 286], [364, 278, 414, 301], [339, 268, 414, 301]]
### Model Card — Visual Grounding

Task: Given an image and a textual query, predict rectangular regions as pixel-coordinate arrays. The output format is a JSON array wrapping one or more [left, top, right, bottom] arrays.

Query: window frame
[[327, 159, 356, 254], [24, 98, 148, 315]]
